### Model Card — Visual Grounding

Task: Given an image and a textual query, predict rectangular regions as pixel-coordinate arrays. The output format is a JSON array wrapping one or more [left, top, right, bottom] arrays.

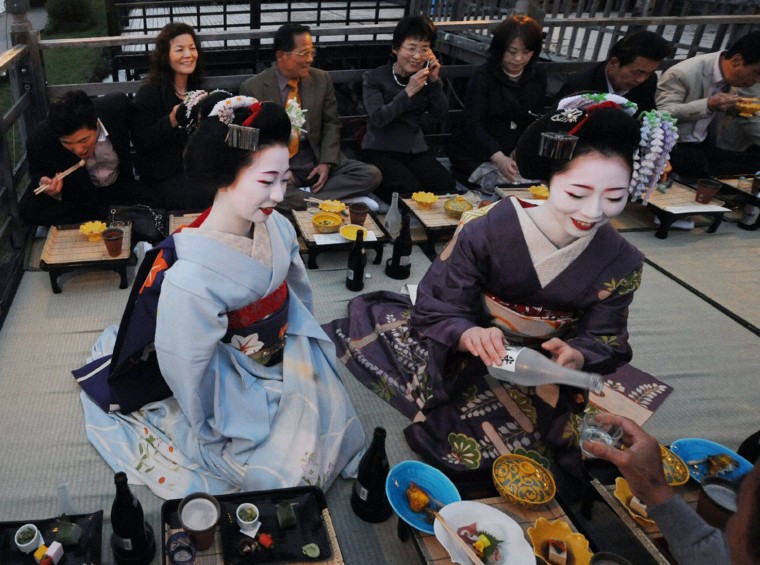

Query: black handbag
[[108, 204, 167, 244]]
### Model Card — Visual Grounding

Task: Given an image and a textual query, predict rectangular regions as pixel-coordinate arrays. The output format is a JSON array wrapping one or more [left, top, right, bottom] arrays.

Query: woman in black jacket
[[449, 15, 546, 192], [132, 22, 207, 209]]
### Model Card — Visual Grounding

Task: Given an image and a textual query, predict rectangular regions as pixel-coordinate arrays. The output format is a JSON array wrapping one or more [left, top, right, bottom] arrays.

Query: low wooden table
[[168, 211, 202, 233], [643, 181, 729, 239], [292, 210, 390, 269], [411, 494, 577, 564], [39, 223, 135, 293], [401, 195, 462, 254]]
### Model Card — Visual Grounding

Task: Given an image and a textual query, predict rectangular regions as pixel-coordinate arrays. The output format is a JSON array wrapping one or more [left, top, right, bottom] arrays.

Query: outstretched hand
[[583, 414, 674, 507]]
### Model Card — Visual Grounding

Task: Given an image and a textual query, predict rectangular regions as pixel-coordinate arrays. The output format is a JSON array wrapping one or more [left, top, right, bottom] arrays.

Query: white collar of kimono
[[510, 197, 592, 288], [189, 222, 273, 266]]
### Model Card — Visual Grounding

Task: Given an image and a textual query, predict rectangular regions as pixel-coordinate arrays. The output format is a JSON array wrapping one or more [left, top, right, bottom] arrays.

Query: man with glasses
[[240, 23, 381, 211]]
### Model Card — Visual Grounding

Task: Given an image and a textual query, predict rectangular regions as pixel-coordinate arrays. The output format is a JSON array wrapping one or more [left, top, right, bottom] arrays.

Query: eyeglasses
[[401, 46, 432, 57], [287, 48, 317, 58]]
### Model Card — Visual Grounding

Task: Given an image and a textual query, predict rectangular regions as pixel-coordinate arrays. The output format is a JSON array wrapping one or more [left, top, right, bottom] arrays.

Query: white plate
[[433, 501, 535, 565]]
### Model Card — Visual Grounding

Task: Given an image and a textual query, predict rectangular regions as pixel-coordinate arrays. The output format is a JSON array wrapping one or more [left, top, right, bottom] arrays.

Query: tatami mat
[[2, 224, 760, 564]]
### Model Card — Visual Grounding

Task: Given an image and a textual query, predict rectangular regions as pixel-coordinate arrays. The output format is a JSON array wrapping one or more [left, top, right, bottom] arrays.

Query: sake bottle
[[345, 229, 366, 292], [56, 482, 78, 516], [385, 212, 412, 280], [384, 192, 402, 239], [488, 345, 604, 392], [351, 427, 393, 523], [110, 472, 156, 565]]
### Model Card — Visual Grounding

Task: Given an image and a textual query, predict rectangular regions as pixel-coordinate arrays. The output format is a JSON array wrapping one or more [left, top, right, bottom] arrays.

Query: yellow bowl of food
[[318, 199, 346, 214], [529, 184, 550, 199], [444, 196, 474, 220], [411, 191, 439, 210], [79, 221, 107, 242], [340, 224, 368, 241], [311, 212, 343, 234], [614, 477, 655, 527], [527, 518, 593, 565], [736, 98, 760, 117], [492, 453, 556, 508]]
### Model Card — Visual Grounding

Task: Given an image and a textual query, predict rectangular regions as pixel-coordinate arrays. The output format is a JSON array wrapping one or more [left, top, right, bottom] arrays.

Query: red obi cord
[[228, 282, 288, 329]]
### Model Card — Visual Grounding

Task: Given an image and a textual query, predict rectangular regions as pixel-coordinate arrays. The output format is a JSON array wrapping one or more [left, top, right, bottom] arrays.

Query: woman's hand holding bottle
[[458, 326, 507, 366]]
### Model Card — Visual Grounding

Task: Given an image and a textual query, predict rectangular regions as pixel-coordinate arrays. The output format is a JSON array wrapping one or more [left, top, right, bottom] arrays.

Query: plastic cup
[[102, 227, 125, 258], [579, 413, 623, 458], [348, 203, 369, 226], [695, 179, 722, 204], [178, 492, 220, 552]]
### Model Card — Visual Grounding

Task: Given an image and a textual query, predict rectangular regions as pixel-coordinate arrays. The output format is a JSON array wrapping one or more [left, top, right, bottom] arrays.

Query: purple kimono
[[326, 198, 643, 484]]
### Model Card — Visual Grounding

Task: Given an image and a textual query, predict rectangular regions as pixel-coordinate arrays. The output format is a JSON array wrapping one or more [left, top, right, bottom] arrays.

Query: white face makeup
[[224, 145, 290, 227], [539, 152, 631, 247]]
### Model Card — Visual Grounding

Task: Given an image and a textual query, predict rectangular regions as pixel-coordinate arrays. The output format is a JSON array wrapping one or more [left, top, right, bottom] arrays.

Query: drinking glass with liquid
[[579, 413, 623, 458]]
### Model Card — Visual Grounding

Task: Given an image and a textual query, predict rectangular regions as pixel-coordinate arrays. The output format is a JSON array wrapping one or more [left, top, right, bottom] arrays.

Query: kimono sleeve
[[285, 227, 315, 314], [569, 265, 643, 374], [411, 222, 491, 348], [154, 265, 228, 445]]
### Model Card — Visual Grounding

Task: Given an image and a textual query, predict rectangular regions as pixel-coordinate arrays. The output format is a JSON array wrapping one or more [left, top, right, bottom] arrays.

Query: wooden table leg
[[370, 242, 384, 265], [707, 214, 723, 233], [654, 212, 674, 239], [115, 266, 129, 289], [307, 248, 320, 269], [48, 269, 63, 294]]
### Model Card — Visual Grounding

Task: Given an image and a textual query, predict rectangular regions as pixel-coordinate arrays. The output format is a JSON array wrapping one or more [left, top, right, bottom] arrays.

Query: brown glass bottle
[[110, 472, 156, 565], [350, 427, 393, 522]]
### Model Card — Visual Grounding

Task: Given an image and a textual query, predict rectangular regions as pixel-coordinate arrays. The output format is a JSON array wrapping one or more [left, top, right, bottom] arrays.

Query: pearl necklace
[[391, 64, 409, 88], [175, 88, 187, 99]]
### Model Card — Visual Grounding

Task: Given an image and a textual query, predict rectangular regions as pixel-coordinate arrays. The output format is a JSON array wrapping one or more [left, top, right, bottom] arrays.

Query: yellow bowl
[[613, 477, 655, 527], [411, 191, 439, 210], [661, 444, 689, 486], [311, 212, 343, 234], [79, 221, 107, 242], [492, 453, 556, 507], [318, 199, 346, 214], [736, 98, 760, 117], [529, 184, 550, 199], [340, 224, 368, 241], [444, 196, 474, 219], [527, 518, 594, 565]]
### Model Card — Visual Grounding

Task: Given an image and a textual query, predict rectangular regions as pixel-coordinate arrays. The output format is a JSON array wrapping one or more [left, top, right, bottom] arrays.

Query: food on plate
[[529, 184, 549, 199], [707, 454, 738, 477], [628, 495, 649, 519], [546, 539, 568, 565], [277, 501, 297, 529], [406, 481, 431, 512], [456, 522, 503, 563], [257, 532, 274, 549], [302, 543, 321, 558], [238, 505, 257, 522]]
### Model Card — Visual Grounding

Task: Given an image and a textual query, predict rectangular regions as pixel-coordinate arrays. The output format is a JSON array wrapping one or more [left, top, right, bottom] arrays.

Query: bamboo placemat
[[402, 197, 460, 229], [714, 176, 755, 193], [168, 212, 202, 234], [163, 507, 344, 564], [645, 181, 728, 212], [292, 210, 384, 243], [40, 224, 132, 264], [414, 495, 572, 564]]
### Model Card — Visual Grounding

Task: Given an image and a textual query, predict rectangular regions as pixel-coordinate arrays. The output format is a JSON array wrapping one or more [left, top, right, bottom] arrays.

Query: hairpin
[[225, 123, 260, 151], [539, 131, 579, 160]]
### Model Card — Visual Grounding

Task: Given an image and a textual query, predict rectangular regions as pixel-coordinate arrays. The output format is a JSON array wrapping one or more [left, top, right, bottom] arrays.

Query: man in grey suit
[[656, 31, 760, 178], [240, 23, 381, 211]]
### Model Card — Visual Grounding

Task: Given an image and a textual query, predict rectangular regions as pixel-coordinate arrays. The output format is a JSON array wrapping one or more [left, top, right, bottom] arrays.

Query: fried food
[[406, 481, 430, 512]]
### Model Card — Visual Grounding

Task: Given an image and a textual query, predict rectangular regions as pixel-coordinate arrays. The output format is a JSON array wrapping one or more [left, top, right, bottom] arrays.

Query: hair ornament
[[225, 124, 260, 151], [539, 132, 579, 159], [630, 110, 679, 202], [209, 95, 260, 125], [242, 101, 263, 127], [178, 89, 233, 132], [558, 92, 638, 116]]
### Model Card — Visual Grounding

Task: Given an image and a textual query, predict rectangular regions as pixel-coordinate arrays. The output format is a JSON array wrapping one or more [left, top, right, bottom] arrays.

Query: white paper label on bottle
[[346, 269, 354, 281], [113, 534, 133, 551], [399, 255, 411, 267], [355, 482, 369, 501], [501, 347, 524, 372]]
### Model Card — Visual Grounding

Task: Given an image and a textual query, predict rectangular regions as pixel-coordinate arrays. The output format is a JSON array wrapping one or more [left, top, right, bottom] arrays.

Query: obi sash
[[483, 291, 578, 345]]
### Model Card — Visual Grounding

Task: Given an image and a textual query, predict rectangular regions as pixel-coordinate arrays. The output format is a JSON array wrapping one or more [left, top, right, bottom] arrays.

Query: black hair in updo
[[184, 101, 291, 200], [515, 106, 641, 183]]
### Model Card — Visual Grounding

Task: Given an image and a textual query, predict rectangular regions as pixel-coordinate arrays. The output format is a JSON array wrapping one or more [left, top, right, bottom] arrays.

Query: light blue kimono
[[80, 212, 365, 498]]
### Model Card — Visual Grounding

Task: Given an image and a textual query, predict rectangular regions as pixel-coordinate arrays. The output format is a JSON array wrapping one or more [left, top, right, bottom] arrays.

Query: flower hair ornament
[[208, 95, 263, 150], [630, 110, 679, 202]]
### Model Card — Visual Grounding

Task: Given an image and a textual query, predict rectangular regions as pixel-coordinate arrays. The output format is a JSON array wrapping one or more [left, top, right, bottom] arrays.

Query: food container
[[443, 196, 474, 219], [339, 224, 368, 241], [411, 191, 438, 210], [79, 221, 107, 242], [311, 212, 343, 234], [492, 454, 556, 507], [529, 184, 550, 199], [318, 200, 346, 214], [527, 517, 593, 565], [736, 98, 760, 117]]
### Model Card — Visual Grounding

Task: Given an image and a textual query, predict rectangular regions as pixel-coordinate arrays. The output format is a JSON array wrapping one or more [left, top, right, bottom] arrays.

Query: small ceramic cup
[[236, 502, 260, 532], [178, 492, 221, 552], [15, 523, 43, 554]]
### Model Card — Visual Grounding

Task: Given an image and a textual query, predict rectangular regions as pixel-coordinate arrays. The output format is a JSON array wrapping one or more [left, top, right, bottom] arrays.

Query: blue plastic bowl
[[670, 438, 753, 482], [385, 460, 461, 534]]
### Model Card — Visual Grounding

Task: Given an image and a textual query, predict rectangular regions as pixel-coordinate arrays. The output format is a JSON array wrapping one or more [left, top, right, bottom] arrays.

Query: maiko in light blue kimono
[[79, 212, 365, 498]]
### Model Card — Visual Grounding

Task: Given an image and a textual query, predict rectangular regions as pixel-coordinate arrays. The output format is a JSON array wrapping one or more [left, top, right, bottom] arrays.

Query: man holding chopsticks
[[20, 90, 156, 227]]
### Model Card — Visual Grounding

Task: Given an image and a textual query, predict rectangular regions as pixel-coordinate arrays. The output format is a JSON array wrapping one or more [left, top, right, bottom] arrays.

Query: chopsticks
[[34, 159, 86, 195], [429, 509, 485, 565]]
